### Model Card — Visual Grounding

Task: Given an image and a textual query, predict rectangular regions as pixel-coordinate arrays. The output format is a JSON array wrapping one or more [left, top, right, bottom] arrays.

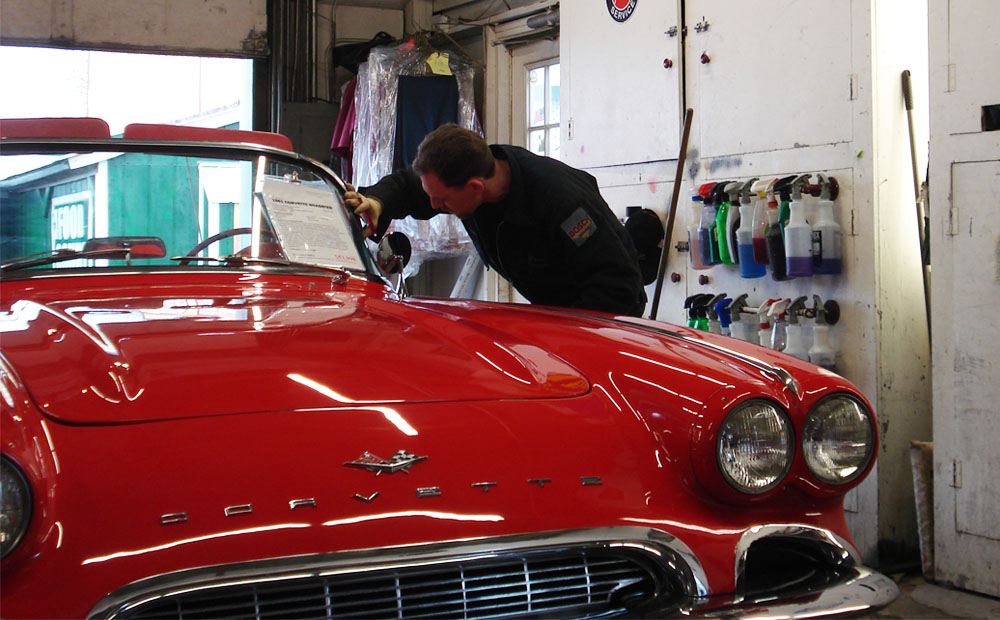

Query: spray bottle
[[687, 194, 711, 270], [774, 174, 798, 232], [727, 294, 758, 342], [713, 181, 736, 265], [724, 181, 745, 265], [685, 293, 714, 330], [784, 174, 815, 277], [751, 178, 777, 265], [757, 298, 780, 348], [715, 297, 733, 336], [782, 296, 810, 360], [697, 182, 720, 264], [736, 179, 766, 278], [768, 298, 792, 351], [808, 294, 837, 371], [684, 294, 701, 328], [693, 294, 718, 331], [706, 293, 728, 334], [811, 174, 842, 274], [764, 207, 789, 281]]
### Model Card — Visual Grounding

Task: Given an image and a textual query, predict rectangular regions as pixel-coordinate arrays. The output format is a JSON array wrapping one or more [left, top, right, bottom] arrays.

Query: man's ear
[[466, 178, 486, 195]]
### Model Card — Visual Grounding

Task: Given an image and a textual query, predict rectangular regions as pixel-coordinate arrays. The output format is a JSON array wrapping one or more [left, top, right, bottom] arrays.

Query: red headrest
[[123, 123, 294, 151], [0, 117, 111, 139]]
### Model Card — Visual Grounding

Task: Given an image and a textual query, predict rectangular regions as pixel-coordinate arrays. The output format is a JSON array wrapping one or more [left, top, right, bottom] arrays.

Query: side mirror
[[376, 232, 411, 275]]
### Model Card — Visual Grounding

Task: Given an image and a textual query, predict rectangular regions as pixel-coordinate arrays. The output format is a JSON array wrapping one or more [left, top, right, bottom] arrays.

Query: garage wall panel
[[690, 0, 854, 158], [561, 1, 681, 169], [0, 0, 268, 57]]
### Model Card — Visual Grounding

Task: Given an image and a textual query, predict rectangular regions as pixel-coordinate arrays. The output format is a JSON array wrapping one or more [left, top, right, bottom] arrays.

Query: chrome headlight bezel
[[802, 394, 876, 485], [716, 399, 794, 495], [1, 455, 32, 559]]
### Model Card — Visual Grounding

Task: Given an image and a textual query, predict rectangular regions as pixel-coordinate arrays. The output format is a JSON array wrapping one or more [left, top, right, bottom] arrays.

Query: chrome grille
[[118, 549, 668, 619]]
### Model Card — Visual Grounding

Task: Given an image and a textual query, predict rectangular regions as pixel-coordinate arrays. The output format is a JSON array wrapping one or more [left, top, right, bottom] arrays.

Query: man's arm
[[347, 168, 438, 239]]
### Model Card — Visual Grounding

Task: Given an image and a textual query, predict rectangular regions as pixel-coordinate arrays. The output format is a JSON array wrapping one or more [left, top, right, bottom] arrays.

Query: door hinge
[[952, 459, 963, 488]]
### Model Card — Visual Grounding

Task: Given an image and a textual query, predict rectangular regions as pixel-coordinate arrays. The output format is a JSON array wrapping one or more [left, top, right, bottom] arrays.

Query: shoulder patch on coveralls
[[561, 207, 597, 246]]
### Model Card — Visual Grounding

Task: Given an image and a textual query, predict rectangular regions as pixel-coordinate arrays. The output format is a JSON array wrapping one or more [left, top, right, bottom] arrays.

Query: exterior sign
[[607, 0, 637, 23], [51, 191, 91, 251]]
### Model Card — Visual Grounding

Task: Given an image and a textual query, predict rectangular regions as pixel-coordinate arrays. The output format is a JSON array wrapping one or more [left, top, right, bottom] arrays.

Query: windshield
[[0, 144, 368, 274]]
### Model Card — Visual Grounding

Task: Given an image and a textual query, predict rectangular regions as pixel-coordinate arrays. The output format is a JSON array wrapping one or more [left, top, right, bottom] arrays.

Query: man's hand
[[344, 184, 382, 238]]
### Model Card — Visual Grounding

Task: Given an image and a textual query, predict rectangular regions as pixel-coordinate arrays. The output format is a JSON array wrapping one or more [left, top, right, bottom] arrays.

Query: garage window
[[527, 61, 560, 159]]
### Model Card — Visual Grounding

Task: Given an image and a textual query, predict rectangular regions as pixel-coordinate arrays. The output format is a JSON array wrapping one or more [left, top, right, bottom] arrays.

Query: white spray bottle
[[782, 296, 811, 360], [757, 299, 780, 348], [768, 298, 791, 351], [808, 294, 837, 371], [784, 174, 814, 277], [727, 294, 757, 342], [812, 174, 842, 274]]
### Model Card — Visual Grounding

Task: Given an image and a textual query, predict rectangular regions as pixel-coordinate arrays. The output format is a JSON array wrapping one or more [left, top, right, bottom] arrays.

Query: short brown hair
[[412, 124, 495, 187]]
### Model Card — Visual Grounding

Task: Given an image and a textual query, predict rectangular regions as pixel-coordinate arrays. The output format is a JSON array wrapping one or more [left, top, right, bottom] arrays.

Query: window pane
[[548, 64, 560, 124], [529, 67, 545, 128], [548, 127, 561, 160], [529, 130, 545, 155]]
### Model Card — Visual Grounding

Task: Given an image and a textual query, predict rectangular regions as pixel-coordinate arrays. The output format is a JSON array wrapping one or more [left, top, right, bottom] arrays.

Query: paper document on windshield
[[258, 177, 364, 271]]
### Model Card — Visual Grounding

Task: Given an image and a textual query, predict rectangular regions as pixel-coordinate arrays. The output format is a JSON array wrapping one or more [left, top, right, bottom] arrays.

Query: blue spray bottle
[[736, 178, 766, 278]]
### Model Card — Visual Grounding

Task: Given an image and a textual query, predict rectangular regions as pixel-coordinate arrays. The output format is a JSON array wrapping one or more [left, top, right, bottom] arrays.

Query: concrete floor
[[861, 571, 1000, 619]]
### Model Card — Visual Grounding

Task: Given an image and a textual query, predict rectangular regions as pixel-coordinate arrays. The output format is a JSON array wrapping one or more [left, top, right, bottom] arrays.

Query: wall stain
[[996, 234, 1000, 283], [704, 156, 744, 173]]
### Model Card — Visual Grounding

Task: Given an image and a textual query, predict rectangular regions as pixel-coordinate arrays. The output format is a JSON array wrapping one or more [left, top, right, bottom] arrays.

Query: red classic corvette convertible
[[0, 118, 896, 618]]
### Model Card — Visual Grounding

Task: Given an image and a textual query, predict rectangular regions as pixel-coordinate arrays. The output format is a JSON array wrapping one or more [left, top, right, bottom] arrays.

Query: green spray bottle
[[712, 181, 736, 265]]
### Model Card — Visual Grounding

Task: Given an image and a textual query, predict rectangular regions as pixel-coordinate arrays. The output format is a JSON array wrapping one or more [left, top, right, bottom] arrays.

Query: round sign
[[607, 0, 637, 23]]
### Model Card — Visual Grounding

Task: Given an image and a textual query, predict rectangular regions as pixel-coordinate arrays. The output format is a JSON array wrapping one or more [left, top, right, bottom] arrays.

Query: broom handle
[[649, 108, 694, 320]]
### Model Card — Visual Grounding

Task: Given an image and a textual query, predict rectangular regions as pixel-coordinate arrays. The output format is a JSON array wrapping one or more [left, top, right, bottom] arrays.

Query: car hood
[[0, 277, 598, 424], [0, 274, 788, 426]]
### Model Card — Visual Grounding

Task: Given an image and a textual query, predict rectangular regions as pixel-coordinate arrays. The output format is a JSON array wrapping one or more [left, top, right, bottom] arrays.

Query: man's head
[[413, 124, 495, 218]]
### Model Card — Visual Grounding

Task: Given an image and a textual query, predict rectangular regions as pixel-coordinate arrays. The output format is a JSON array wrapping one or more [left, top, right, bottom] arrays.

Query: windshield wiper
[[168, 255, 351, 279], [1, 248, 137, 273]]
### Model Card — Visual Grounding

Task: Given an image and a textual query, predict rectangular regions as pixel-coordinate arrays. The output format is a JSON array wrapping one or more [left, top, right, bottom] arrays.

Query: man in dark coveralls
[[345, 124, 647, 317]]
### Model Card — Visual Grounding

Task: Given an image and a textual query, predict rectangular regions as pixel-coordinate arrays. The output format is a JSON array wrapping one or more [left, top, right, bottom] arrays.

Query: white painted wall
[[0, 0, 267, 56]]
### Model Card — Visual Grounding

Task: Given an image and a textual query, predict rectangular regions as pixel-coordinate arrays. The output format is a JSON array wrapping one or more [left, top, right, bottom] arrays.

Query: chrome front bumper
[[89, 525, 897, 619]]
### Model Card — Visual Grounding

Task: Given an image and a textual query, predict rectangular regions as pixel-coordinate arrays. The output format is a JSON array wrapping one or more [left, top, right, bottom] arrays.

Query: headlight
[[802, 395, 875, 485], [1, 456, 32, 558], [717, 400, 793, 494]]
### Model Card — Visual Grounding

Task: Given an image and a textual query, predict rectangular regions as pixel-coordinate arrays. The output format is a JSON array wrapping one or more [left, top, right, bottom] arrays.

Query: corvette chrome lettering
[[344, 450, 427, 474], [224, 504, 253, 517], [160, 512, 188, 525], [159, 470, 605, 524]]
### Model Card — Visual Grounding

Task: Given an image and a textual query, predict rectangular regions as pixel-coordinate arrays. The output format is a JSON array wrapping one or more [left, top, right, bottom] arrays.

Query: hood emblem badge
[[352, 492, 380, 503], [344, 450, 427, 475]]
